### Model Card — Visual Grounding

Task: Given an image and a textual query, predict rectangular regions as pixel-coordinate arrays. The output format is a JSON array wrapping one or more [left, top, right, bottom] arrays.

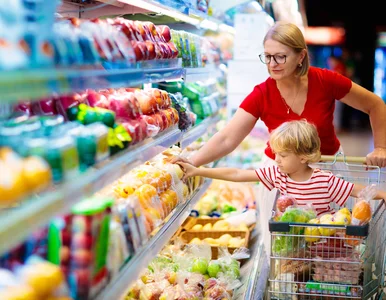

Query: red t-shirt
[[239, 67, 352, 159]]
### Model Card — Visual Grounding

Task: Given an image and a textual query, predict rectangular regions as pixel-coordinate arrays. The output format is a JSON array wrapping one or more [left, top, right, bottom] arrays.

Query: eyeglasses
[[259, 54, 287, 64]]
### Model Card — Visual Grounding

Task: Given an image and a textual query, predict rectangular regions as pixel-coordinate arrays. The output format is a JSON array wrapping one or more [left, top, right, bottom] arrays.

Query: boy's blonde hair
[[269, 120, 321, 163]]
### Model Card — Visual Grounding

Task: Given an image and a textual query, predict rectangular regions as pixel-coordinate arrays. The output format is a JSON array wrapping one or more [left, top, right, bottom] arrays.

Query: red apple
[[133, 21, 148, 41], [124, 91, 141, 118], [56, 93, 82, 119], [135, 90, 157, 115], [72, 249, 93, 267], [72, 233, 93, 250], [155, 111, 169, 131], [147, 113, 161, 129], [138, 116, 150, 139], [145, 40, 156, 60], [147, 88, 163, 110], [161, 90, 171, 108], [60, 246, 71, 263], [158, 25, 171, 42], [154, 43, 163, 59], [61, 230, 72, 246], [15, 101, 32, 115], [165, 107, 179, 125], [121, 120, 144, 144], [108, 95, 133, 121], [131, 40, 145, 61], [84, 90, 109, 108], [158, 42, 171, 59], [144, 21, 160, 42], [276, 194, 296, 212], [32, 98, 57, 115], [142, 22, 154, 42], [167, 41, 179, 58], [71, 269, 90, 287]]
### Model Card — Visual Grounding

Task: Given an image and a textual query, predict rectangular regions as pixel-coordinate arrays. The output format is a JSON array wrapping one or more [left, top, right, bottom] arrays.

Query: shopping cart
[[268, 152, 386, 300]]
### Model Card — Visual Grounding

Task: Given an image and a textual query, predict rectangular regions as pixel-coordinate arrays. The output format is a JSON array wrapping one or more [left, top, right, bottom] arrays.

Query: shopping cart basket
[[268, 152, 386, 300]]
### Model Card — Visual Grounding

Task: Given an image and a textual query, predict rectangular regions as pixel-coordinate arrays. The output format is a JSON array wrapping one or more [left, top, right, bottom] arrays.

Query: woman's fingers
[[366, 148, 386, 168]]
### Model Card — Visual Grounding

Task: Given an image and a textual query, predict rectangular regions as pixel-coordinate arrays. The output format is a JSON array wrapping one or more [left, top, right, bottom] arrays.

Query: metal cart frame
[[268, 153, 386, 300]]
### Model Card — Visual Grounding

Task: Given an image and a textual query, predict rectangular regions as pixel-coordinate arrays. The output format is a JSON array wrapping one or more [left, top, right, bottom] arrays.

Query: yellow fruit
[[23, 262, 64, 298], [167, 271, 177, 284], [134, 184, 158, 209], [218, 234, 232, 246], [0, 161, 27, 205], [203, 238, 219, 246], [305, 227, 321, 242], [22, 156, 52, 193], [320, 214, 334, 224], [333, 212, 351, 225], [319, 220, 336, 236], [339, 208, 351, 217], [0, 285, 37, 300], [202, 223, 213, 231], [213, 220, 230, 230], [189, 238, 202, 245], [192, 224, 203, 231], [237, 222, 249, 231]]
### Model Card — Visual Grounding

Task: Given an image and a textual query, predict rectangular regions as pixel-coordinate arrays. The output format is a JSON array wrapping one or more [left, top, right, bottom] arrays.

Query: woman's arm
[[178, 162, 259, 182], [340, 82, 386, 167], [186, 109, 258, 167], [351, 183, 386, 200]]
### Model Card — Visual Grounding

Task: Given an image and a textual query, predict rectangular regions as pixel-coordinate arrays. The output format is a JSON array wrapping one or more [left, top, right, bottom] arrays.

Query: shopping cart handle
[[320, 155, 367, 164]]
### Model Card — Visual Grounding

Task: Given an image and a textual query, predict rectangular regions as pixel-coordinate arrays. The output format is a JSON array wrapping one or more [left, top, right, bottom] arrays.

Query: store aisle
[[337, 129, 374, 157]]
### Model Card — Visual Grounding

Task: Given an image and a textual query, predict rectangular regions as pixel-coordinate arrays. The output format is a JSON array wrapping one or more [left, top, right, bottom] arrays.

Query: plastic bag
[[352, 184, 375, 225]]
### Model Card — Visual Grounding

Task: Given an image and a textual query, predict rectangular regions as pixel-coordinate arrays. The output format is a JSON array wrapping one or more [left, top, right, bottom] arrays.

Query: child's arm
[[351, 183, 386, 200], [177, 162, 259, 182]]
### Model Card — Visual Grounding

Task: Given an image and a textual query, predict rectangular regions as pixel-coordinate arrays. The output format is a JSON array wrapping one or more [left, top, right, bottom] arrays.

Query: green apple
[[207, 261, 221, 278], [191, 258, 209, 275]]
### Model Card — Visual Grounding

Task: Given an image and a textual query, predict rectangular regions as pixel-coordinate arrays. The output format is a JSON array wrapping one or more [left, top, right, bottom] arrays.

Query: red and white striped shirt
[[255, 166, 354, 216]]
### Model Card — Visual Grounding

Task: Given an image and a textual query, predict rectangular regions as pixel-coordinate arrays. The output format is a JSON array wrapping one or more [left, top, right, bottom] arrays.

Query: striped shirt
[[255, 166, 354, 216]]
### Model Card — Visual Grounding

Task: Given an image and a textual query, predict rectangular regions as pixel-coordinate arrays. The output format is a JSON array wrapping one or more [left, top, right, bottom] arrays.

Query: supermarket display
[[4, 1, 372, 300]]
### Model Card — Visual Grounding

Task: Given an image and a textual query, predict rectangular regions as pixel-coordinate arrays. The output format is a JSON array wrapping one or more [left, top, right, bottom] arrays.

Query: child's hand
[[177, 162, 197, 180]]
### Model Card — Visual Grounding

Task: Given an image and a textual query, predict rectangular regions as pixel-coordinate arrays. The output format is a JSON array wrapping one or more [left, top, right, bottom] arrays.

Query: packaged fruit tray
[[179, 230, 250, 259], [182, 216, 255, 232]]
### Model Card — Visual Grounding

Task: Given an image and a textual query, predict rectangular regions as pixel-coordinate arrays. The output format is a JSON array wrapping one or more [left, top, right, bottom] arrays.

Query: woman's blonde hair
[[264, 21, 310, 76], [269, 120, 321, 163]]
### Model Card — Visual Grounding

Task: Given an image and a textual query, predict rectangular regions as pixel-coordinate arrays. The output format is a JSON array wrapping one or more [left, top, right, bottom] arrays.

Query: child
[[177, 120, 386, 217]]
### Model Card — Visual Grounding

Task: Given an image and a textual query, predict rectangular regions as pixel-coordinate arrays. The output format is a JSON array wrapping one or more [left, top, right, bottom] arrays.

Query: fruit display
[[190, 179, 257, 218], [126, 243, 247, 300], [0, 147, 52, 205], [0, 258, 70, 300]]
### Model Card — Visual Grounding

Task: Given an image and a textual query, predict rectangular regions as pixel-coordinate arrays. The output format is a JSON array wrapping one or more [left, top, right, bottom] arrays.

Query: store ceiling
[[304, 0, 386, 28]]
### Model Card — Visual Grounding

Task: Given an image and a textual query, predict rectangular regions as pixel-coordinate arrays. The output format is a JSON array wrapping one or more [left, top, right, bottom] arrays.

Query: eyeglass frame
[[259, 53, 288, 64]]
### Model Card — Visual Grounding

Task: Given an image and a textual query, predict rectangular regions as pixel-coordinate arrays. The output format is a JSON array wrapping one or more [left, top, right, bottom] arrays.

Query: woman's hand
[[168, 155, 195, 166], [366, 148, 386, 168], [177, 162, 198, 180]]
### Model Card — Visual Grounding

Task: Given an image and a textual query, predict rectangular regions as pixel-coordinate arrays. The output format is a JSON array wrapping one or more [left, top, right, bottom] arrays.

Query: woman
[[172, 21, 386, 254]]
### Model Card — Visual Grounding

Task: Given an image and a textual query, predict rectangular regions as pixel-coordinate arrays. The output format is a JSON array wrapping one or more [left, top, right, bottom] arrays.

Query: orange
[[134, 184, 158, 209], [352, 200, 371, 225]]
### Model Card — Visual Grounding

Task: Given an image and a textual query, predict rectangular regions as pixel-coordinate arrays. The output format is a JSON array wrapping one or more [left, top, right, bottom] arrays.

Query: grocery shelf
[[0, 113, 220, 255], [180, 113, 221, 148], [94, 178, 213, 300], [81, 0, 235, 34], [183, 64, 222, 83], [0, 65, 183, 104]]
